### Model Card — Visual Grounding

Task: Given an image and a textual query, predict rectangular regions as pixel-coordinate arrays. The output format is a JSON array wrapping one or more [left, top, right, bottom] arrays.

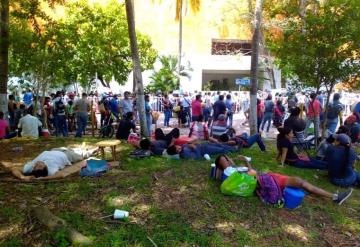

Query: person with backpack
[[273, 100, 285, 128], [162, 94, 172, 127], [225, 94, 235, 127], [261, 95, 275, 133], [215, 154, 353, 205], [325, 133, 360, 187], [326, 93, 344, 134], [53, 91, 68, 137]]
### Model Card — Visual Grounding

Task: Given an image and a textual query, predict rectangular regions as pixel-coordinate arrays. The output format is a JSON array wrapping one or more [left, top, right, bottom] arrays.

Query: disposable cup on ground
[[113, 209, 129, 219], [204, 154, 211, 160]]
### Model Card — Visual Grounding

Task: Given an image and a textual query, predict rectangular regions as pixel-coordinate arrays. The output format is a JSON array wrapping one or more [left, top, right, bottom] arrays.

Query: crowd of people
[[1, 87, 359, 207]]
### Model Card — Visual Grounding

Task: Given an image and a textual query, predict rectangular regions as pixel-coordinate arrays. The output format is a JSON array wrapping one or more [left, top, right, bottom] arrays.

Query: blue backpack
[[80, 159, 110, 177], [256, 173, 284, 207]]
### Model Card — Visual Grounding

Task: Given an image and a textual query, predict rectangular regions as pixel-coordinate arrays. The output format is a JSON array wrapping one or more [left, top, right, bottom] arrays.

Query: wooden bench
[[96, 140, 121, 161]]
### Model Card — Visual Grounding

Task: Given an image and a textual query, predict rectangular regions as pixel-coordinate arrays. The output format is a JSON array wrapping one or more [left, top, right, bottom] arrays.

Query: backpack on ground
[[220, 172, 257, 197], [80, 159, 110, 177], [256, 173, 284, 207]]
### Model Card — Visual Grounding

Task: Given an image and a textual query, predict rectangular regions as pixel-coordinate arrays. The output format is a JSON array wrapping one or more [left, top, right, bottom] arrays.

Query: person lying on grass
[[11, 147, 97, 180], [166, 142, 237, 159], [217, 130, 266, 152], [276, 127, 327, 169], [215, 154, 353, 205]]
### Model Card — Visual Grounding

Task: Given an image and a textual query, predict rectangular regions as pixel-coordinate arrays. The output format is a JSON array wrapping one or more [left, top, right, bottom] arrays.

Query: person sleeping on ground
[[276, 127, 327, 169], [215, 154, 353, 205], [11, 147, 97, 180], [166, 142, 237, 159], [217, 131, 266, 152]]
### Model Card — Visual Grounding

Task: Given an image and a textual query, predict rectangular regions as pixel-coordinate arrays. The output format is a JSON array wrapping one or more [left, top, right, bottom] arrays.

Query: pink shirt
[[307, 99, 321, 117], [0, 119, 8, 138], [191, 100, 202, 117]]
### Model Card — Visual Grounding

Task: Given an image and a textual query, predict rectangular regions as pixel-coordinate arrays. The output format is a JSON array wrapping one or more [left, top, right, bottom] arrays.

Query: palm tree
[[125, 0, 149, 137], [153, 0, 200, 88], [249, 0, 263, 135], [0, 0, 9, 115]]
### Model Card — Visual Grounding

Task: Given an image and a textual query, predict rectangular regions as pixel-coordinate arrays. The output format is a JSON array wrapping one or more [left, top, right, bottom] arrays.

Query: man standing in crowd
[[53, 91, 68, 137], [213, 94, 227, 121], [306, 92, 322, 144], [181, 92, 192, 127], [225, 94, 234, 127], [326, 93, 344, 134], [74, 93, 90, 138], [119, 91, 133, 119], [191, 94, 202, 122]]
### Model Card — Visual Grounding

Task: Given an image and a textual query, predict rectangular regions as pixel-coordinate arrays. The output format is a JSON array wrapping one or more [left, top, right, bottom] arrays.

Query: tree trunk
[[33, 206, 92, 245], [0, 0, 9, 116], [125, 0, 149, 137], [249, 0, 263, 135], [177, 0, 183, 89]]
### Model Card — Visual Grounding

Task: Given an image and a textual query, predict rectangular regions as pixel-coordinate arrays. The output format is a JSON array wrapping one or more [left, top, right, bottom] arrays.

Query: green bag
[[220, 172, 257, 197]]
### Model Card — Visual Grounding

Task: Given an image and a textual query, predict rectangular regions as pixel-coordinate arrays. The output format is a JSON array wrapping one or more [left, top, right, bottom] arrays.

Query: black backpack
[[327, 103, 341, 119], [55, 99, 65, 115]]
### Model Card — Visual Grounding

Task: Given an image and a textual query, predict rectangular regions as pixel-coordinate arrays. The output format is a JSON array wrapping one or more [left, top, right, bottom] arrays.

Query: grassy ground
[[0, 137, 359, 247]]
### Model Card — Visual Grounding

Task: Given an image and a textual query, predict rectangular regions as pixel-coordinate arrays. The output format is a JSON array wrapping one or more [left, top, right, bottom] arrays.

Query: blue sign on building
[[235, 78, 250, 86]]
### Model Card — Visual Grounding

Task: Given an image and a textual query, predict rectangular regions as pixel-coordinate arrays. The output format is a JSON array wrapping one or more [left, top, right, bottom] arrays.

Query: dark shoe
[[334, 188, 353, 205]]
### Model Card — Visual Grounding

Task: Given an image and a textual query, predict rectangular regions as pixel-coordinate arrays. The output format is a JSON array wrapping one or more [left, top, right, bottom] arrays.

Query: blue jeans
[[292, 158, 327, 170], [75, 112, 88, 137], [54, 115, 68, 137], [184, 107, 191, 126], [326, 118, 338, 134], [331, 170, 360, 187], [257, 117, 263, 133], [146, 114, 152, 135], [164, 110, 171, 126], [199, 143, 237, 156], [243, 134, 266, 151], [226, 112, 233, 127], [261, 112, 273, 132], [203, 108, 211, 122]]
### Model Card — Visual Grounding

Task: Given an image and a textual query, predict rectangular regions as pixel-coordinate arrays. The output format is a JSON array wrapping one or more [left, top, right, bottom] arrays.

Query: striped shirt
[[211, 120, 228, 139]]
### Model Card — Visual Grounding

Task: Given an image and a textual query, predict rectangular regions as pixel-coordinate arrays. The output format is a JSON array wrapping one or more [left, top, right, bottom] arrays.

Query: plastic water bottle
[[204, 154, 211, 160], [210, 163, 216, 178]]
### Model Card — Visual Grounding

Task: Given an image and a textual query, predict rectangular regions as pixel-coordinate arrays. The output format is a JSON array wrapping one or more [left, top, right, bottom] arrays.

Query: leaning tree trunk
[[0, 0, 9, 116], [125, 0, 149, 137], [177, 0, 183, 89], [249, 0, 263, 135]]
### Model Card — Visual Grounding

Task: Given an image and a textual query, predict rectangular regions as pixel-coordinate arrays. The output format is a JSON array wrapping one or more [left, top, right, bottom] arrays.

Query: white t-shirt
[[23, 151, 71, 176], [18, 114, 42, 138]]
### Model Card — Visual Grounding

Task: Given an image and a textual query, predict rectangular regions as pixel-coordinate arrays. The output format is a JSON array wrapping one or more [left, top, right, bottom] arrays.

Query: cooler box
[[284, 186, 305, 209]]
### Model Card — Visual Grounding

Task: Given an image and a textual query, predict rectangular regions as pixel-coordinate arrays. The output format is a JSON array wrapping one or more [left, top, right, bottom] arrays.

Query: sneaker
[[334, 188, 353, 205]]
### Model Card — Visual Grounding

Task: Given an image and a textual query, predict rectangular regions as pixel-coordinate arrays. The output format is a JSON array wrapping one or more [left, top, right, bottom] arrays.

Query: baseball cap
[[333, 133, 351, 145]]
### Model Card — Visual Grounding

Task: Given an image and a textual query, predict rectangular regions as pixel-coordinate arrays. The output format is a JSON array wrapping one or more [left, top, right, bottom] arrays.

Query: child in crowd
[[215, 154, 353, 205]]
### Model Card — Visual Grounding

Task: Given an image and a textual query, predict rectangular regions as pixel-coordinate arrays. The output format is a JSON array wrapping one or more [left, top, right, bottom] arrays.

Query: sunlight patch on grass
[[0, 223, 21, 240], [215, 221, 236, 234], [107, 193, 139, 207], [283, 224, 309, 242]]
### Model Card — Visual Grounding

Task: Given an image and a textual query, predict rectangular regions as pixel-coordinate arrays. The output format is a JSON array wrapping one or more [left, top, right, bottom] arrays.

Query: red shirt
[[307, 99, 321, 117], [0, 119, 8, 139], [191, 100, 202, 117]]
